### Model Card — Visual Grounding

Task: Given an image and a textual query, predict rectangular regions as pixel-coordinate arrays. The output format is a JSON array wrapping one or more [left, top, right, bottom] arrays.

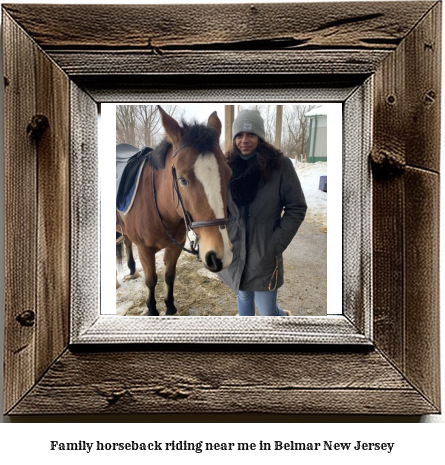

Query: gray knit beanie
[[232, 109, 265, 141]]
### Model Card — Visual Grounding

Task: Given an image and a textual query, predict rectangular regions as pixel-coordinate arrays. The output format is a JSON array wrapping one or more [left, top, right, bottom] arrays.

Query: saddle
[[116, 143, 153, 214]]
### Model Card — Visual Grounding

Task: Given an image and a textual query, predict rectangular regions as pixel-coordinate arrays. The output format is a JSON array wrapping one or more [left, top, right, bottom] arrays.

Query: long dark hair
[[226, 139, 283, 182]]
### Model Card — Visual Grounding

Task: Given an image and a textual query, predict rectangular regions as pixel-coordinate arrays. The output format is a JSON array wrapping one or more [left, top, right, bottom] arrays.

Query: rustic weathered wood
[[3, 11, 72, 413], [2, 2, 435, 49], [34, 38, 71, 381], [342, 79, 373, 337], [72, 315, 371, 346], [45, 50, 391, 77], [404, 3, 441, 172], [372, 2, 441, 410], [372, 33, 406, 368], [404, 167, 441, 407], [83, 75, 361, 105], [8, 349, 437, 416], [372, 174, 405, 366], [2, 2, 441, 416], [70, 83, 99, 337], [3, 13, 38, 414]]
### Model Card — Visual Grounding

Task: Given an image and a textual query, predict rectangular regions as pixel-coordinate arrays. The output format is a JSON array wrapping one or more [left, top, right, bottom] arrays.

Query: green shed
[[305, 106, 327, 163]]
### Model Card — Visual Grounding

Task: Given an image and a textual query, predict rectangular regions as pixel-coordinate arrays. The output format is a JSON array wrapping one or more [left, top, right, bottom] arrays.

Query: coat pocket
[[247, 219, 278, 271]]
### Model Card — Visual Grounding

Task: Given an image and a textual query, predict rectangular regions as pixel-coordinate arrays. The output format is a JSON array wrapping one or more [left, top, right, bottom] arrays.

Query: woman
[[218, 109, 307, 316]]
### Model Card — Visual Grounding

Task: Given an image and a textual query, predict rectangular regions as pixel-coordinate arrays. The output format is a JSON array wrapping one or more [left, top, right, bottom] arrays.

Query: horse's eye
[[178, 177, 189, 187]]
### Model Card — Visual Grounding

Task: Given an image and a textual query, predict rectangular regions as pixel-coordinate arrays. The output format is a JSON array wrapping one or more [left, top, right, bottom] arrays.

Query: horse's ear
[[207, 111, 222, 141], [158, 105, 183, 145]]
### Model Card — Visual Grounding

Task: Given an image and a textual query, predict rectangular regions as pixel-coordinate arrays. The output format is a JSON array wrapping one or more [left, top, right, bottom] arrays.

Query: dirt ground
[[116, 220, 327, 316]]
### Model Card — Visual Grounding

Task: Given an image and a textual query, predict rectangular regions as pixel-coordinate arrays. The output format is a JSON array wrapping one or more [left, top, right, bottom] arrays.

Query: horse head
[[158, 106, 233, 272]]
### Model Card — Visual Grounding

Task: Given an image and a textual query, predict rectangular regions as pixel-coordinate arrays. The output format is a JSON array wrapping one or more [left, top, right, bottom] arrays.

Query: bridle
[[152, 143, 229, 256]]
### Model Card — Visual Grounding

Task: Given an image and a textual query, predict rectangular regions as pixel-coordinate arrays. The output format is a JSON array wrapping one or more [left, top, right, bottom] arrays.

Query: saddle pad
[[116, 145, 152, 215]]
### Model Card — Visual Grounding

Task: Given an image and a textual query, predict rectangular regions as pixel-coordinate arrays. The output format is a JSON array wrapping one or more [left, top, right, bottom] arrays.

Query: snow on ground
[[294, 160, 327, 230]]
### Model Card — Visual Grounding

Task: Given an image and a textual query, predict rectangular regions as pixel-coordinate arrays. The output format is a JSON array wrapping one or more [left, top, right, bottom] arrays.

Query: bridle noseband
[[152, 143, 229, 256]]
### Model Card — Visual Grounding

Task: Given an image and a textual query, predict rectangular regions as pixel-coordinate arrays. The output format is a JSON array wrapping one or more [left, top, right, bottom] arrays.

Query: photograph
[[110, 103, 336, 318]]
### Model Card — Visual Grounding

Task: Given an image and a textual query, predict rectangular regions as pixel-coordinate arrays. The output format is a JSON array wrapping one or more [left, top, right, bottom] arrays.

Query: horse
[[116, 106, 233, 316]]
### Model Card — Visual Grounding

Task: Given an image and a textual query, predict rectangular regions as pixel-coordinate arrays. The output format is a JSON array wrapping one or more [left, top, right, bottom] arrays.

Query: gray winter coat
[[218, 156, 307, 292]]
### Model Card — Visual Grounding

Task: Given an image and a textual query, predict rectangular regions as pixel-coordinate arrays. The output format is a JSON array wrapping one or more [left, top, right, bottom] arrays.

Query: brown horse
[[116, 106, 233, 316]]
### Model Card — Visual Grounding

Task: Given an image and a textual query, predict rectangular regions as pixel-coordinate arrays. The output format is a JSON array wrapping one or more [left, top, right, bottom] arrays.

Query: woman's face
[[235, 132, 259, 157]]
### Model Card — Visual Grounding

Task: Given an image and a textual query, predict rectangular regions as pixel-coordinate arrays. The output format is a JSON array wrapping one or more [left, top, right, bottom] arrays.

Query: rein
[[152, 143, 229, 256]]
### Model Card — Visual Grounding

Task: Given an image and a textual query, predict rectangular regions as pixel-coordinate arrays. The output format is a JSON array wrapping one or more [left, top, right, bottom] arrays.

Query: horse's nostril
[[205, 251, 223, 272]]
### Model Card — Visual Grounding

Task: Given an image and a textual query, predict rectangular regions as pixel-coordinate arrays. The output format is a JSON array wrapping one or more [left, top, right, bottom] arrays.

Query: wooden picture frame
[[2, 2, 441, 415]]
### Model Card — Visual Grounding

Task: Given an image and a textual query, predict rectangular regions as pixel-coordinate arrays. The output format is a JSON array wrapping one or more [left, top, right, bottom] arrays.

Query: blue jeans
[[237, 289, 287, 316]]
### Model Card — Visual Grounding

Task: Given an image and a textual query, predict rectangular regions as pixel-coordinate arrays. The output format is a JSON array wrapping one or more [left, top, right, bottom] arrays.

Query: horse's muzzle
[[204, 251, 223, 273]]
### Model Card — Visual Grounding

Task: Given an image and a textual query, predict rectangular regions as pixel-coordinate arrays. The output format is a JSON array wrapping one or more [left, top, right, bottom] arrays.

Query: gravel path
[[279, 220, 327, 316]]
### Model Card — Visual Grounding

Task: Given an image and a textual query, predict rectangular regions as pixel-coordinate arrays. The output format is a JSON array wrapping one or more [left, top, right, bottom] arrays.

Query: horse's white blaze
[[194, 153, 225, 217], [194, 153, 233, 268]]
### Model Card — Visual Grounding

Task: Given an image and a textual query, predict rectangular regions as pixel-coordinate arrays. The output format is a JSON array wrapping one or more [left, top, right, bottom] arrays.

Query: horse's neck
[[148, 164, 182, 224]]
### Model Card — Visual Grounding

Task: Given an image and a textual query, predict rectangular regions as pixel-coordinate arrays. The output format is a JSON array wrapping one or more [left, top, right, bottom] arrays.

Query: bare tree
[[261, 105, 276, 142], [116, 105, 137, 146], [116, 104, 183, 148], [135, 105, 162, 148], [282, 105, 317, 161]]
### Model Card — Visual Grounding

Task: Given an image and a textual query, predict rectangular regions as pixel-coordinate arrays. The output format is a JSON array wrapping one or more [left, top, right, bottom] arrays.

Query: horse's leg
[[163, 244, 182, 316], [123, 236, 140, 280], [137, 246, 159, 316]]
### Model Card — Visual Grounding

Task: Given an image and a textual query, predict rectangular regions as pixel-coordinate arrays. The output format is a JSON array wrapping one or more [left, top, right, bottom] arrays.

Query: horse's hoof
[[165, 305, 178, 316], [147, 308, 159, 316], [124, 271, 140, 281]]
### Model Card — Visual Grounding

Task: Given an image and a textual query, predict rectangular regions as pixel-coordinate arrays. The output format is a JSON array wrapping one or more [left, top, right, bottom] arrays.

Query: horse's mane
[[148, 120, 218, 170], [149, 140, 171, 170]]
